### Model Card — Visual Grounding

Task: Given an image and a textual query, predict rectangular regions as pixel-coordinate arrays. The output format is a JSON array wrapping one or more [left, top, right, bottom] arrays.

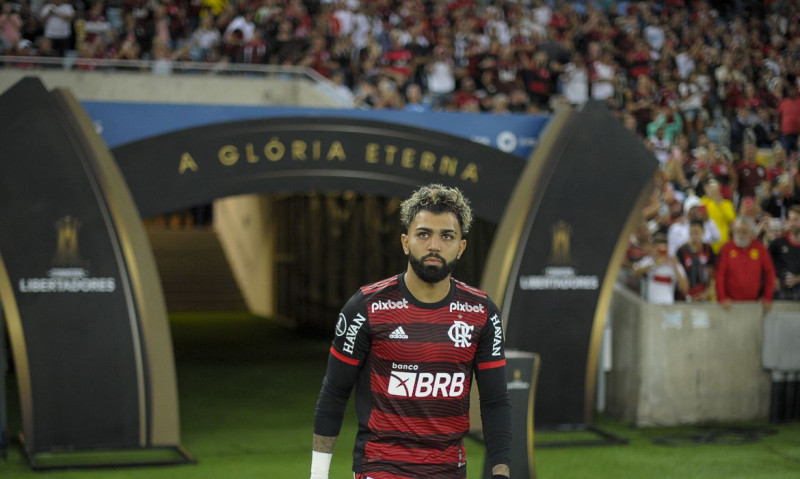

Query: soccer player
[[310, 184, 512, 478]]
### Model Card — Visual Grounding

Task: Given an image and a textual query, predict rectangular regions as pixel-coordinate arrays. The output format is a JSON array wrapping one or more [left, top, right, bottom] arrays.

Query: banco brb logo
[[388, 371, 466, 398], [448, 321, 473, 348]]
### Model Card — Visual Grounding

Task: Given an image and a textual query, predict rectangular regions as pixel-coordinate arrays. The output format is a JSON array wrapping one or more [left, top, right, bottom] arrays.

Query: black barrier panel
[[110, 117, 525, 223], [0, 77, 188, 467], [770, 373, 800, 423], [491, 102, 658, 429], [0, 78, 142, 451]]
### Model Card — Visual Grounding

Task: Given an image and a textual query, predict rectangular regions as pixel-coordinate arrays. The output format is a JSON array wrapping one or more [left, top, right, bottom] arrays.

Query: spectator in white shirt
[[591, 50, 615, 102], [561, 52, 589, 107], [224, 9, 256, 44], [667, 195, 722, 257], [189, 15, 221, 62], [633, 233, 689, 304], [426, 45, 455, 110], [40, 0, 74, 56]]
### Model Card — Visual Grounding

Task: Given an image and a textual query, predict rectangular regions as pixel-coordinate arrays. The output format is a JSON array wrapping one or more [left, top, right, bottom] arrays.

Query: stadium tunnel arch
[[111, 116, 527, 224], [110, 116, 528, 326]]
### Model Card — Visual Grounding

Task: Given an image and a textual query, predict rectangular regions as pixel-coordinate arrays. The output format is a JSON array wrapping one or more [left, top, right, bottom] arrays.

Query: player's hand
[[720, 299, 732, 311]]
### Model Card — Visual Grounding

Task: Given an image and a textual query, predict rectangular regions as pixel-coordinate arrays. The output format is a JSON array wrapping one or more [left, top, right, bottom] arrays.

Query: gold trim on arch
[[0, 254, 34, 445], [479, 107, 574, 326], [583, 177, 656, 422], [54, 89, 181, 447], [471, 107, 575, 439]]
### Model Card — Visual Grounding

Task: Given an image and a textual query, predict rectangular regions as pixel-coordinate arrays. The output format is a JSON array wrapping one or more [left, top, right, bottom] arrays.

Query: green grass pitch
[[1, 312, 798, 478]]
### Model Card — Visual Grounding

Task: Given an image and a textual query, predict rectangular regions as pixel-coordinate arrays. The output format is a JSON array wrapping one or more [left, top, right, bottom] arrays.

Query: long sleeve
[[474, 300, 511, 468], [314, 292, 370, 437]]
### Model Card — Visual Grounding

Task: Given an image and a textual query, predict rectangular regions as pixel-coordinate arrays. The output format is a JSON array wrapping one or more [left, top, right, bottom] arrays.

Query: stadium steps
[[146, 228, 247, 311]]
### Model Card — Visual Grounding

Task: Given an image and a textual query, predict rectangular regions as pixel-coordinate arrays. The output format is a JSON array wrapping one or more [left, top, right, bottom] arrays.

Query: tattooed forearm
[[312, 434, 338, 454]]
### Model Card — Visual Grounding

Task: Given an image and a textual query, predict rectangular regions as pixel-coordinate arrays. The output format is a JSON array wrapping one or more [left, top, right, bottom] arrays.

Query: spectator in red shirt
[[380, 30, 414, 86], [715, 216, 776, 312], [299, 34, 339, 78], [625, 219, 653, 270], [243, 29, 267, 64], [83, 0, 111, 45], [493, 44, 520, 94], [734, 142, 768, 202], [521, 50, 553, 110], [626, 38, 652, 80], [778, 82, 800, 155], [708, 143, 736, 200], [767, 142, 789, 182], [742, 82, 762, 110], [622, 218, 653, 293], [451, 76, 480, 110]]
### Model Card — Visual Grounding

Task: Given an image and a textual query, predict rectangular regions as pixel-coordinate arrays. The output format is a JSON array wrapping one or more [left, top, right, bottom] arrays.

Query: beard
[[408, 252, 458, 284], [733, 235, 751, 248]]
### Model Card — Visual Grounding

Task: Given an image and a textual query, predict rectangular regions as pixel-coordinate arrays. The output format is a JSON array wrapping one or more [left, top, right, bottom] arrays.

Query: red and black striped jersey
[[316, 273, 509, 478]]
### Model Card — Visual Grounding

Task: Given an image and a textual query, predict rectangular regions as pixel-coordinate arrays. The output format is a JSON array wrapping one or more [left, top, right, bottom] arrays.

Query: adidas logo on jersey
[[389, 326, 408, 339]]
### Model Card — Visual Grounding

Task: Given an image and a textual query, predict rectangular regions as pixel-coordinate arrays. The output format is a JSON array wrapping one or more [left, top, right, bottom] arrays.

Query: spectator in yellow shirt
[[701, 179, 737, 253], [202, 0, 227, 17]]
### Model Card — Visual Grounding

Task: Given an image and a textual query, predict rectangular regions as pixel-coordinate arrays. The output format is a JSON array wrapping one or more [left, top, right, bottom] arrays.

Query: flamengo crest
[[448, 321, 474, 348]]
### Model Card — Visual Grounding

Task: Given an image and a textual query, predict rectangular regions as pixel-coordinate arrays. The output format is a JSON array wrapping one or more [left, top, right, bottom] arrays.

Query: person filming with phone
[[633, 232, 689, 304]]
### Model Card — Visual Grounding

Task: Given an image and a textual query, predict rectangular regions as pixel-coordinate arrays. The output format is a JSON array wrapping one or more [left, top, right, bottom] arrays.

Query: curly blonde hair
[[399, 183, 473, 236]]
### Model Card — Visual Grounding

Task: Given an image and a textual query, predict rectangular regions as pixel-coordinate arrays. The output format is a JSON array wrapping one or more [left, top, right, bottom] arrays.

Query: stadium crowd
[[2, 0, 799, 303]]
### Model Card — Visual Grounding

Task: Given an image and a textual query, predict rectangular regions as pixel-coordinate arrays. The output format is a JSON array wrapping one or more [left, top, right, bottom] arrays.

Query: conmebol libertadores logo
[[518, 220, 599, 291], [17, 215, 116, 294]]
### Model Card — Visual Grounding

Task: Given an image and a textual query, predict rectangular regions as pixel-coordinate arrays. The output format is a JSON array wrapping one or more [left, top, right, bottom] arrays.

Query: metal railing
[[0, 55, 352, 105]]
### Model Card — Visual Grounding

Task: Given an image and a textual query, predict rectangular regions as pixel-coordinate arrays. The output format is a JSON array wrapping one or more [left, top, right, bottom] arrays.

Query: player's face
[[402, 210, 467, 284]]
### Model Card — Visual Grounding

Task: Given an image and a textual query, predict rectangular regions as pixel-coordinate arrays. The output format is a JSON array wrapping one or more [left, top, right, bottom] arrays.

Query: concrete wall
[[0, 69, 343, 106], [213, 196, 277, 317], [606, 284, 798, 426]]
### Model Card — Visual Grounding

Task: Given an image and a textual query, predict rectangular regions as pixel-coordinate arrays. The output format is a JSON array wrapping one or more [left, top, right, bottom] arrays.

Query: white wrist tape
[[310, 450, 332, 479]]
